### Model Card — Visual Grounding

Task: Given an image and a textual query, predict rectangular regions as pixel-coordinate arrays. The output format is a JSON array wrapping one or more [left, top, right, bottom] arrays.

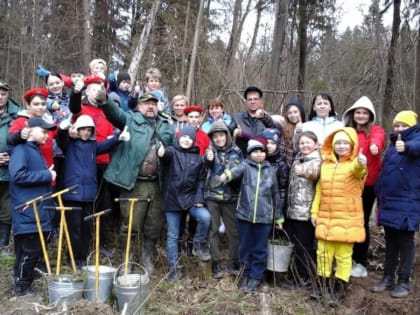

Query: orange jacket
[[311, 127, 367, 243]]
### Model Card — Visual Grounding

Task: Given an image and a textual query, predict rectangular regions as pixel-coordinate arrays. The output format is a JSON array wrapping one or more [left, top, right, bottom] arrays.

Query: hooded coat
[[311, 127, 367, 243], [342, 96, 386, 186], [375, 124, 420, 231]]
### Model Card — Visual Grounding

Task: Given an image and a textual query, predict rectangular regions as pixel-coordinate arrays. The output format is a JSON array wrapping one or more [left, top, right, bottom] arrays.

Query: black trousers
[[353, 185, 376, 266], [384, 227, 415, 282], [14, 233, 45, 289]]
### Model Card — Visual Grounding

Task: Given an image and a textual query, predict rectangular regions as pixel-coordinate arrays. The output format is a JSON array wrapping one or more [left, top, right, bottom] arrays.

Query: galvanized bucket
[[113, 262, 149, 314], [48, 274, 85, 303], [267, 230, 294, 272]]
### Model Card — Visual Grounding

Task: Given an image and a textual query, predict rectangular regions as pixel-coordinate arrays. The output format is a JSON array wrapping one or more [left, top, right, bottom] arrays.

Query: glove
[[36, 65, 50, 77], [118, 126, 130, 142], [92, 85, 107, 104]]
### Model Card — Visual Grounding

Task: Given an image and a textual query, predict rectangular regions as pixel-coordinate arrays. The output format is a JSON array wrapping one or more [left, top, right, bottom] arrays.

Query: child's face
[[30, 127, 49, 144], [27, 96, 47, 117], [393, 122, 410, 132], [208, 105, 223, 119], [187, 111, 201, 128], [250, 149, 266, 163], [46, 75, 64, 95], [71, 73, 85, 85], [91, 63, 106, 78], [266, 139, 277, 155], [286, 105, 301, 124], [313, 96, 331, 118], [211, 131, 227, 148], [119, 80, 131, 91], [146, 77, 161, 92], [353, 108, 370, 126], [179, 135, 194, 149], [78, 127, 93, 141], [334, 140, 352, 157], [298, 135, 317, 155], [172, 99, 187, 117]]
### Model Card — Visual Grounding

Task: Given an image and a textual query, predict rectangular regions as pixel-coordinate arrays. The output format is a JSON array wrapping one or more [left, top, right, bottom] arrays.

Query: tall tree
[[82, 0, 92, 68], [297, 0, 308, 96]]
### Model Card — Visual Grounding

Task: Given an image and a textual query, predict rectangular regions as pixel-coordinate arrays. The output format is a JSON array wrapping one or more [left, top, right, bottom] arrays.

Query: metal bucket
[[82, 264, 116, 302], [267, 230, 294, 272], [113, 263, 149, 314], [48, 274, 85, 303]]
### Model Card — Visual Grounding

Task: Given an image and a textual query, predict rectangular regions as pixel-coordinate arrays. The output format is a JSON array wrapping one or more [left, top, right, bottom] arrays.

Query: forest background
[[0, 0, 419, 129]]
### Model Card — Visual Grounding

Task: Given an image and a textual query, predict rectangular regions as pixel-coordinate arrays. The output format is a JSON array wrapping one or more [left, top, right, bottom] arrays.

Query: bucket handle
[[270, 228, 292, 244], [86, 250, 113, 267], [113, 262, 148, 283]]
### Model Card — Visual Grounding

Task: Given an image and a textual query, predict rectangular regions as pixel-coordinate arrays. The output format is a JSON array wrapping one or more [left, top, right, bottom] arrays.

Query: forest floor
[[0, 225, 418, 315]]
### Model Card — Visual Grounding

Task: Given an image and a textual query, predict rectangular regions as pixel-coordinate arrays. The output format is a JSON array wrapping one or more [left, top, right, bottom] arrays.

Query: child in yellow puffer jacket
[[310, 127, 367, 304]]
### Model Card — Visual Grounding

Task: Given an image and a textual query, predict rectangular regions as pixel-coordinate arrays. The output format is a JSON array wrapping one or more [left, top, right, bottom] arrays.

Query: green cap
[[138, 93, 158, 103], [0, 81, 10, 91]]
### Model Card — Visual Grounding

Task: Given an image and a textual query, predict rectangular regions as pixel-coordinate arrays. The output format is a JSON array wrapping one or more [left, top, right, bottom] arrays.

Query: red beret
[[84, 76, 106, 86], [23, 88, 48, 102], [184, 105, 203, 115]]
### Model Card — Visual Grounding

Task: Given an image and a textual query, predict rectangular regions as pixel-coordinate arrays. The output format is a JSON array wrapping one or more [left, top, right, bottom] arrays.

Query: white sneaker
[[351, 263, 368, 277]]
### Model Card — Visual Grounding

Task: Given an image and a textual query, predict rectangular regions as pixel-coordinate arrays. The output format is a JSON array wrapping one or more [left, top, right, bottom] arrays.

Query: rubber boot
[[0, 222, 11, 256], [211, 261, 224, 279], [141, 238, 155, 274], [329, 278, 346, 307], [227, 260, 240, 275], [192, 241, 211, 262], [310, 276, 328, 300]]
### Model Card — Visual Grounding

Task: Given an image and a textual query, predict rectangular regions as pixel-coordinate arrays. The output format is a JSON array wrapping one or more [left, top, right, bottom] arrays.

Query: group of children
[[2, 61, 419, 302]]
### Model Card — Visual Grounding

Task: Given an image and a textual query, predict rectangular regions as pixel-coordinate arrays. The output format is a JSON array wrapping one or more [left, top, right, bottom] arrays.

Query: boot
[[141, 238, 155, 274], [227, 260, 240, 275], [390, 280, 410, 298], [167, 265, 182, 283], [0, 222, 11, 256], [244, 278, 261, 293], [192, 241, 211, 262], [329, 279, 346, 307], [185, 240, 194, 258], [371, 275, 395, 293], [211, 261, 224, 279]]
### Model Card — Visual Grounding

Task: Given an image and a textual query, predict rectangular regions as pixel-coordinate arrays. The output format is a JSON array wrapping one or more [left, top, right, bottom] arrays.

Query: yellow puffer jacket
[[311, 127, 367, 243]]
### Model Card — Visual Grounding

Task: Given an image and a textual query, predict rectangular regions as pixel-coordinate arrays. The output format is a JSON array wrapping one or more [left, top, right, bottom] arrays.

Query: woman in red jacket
[[342, 96, 386, 278]]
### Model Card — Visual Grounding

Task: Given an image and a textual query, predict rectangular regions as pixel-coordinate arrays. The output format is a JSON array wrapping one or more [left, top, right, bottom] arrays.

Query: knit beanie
[[117, 72, 131, 86], [332, 131, 352, 146], [179, 126, 196, 142], [393, 110, 417, 127], [247, 137, 267, 154], [262, 128, 281, 146]]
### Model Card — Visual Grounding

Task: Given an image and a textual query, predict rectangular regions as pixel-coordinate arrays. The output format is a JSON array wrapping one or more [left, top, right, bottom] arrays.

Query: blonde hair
[[171, 95, 189, 106], [89, 58, 107, 72], [145, 67, 162, 82]]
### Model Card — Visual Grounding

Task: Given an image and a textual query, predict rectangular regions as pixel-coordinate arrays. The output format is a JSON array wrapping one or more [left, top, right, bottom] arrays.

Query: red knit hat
[[184, 105, 203, 115], [84, 76, 106, 86], [23, 88, 48, 102]]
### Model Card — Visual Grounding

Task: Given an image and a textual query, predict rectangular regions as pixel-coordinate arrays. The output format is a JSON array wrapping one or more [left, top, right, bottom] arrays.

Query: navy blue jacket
[[57, 129, 120, 202], [9, 142, 55, 236], [160, 144, 206, 211], [375, 124, 420, 231]]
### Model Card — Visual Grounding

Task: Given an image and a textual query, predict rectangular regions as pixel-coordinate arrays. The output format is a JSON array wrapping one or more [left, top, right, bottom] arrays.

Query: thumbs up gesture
[[206, 145, 215, 162], [157, 141, 165, 157], [294, 159, 304, 176], [357, 148, 367, 166], [369, 143, 379, 155], [134, 81, 141, 94], [395, 134, 405, 152], [21, 121, 31, 140], [49, 164, 57, 182], [118, 126, 131, 142], [74, 79, 84, 93]]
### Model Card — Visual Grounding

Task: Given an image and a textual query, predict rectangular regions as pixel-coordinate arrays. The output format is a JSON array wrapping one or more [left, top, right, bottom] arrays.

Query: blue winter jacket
[[9, 142, 56, 236], [375, 124, 420, 231], [56, 128, 120, 202]]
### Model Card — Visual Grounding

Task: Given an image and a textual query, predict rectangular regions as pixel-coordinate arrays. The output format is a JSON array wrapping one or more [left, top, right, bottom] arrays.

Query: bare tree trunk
[[248, 0, 264, 56], [383, 0, 401, 122], [297, 0, 308, 98], [82, 0, 92, 68], [180, 1, 190, 92], [415, 19, 420, 114], [186, 0, 204, 101], [127, 0, 161, 80], [267, 0, 289, 108]]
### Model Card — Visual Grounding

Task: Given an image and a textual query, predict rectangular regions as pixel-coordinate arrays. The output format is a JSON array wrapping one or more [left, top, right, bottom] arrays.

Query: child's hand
[[369, 143, 379, 155], [21, 121, 30, 140], [275, 223, 283, 230], [357, 149, 367, 166], [194, 203, 203, 208], [118, 126, 131, 142], [69, 125, 79, 138], [233, 126, 241, 138], [157, 141, 165, 157], [49, 164, 57, 182], [52, 98, 60, 111], [218, 173, 227, 183], [206, 146, 214, 161], [0, 152, 9, 166], [295, 122, 303, 133], [311, 218, 317, 227], [395, 134, 405, 152], [294, 160, 304, 176], [255, 109, 265, 119], [74, 79, 84, 93], [134, 81, 141, 94], [59, 118, 72, 130]]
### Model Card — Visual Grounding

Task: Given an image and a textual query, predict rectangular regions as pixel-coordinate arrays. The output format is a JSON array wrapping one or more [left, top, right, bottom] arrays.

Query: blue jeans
[[238, 219, 272, 280], [166, 207, 210, 266]]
